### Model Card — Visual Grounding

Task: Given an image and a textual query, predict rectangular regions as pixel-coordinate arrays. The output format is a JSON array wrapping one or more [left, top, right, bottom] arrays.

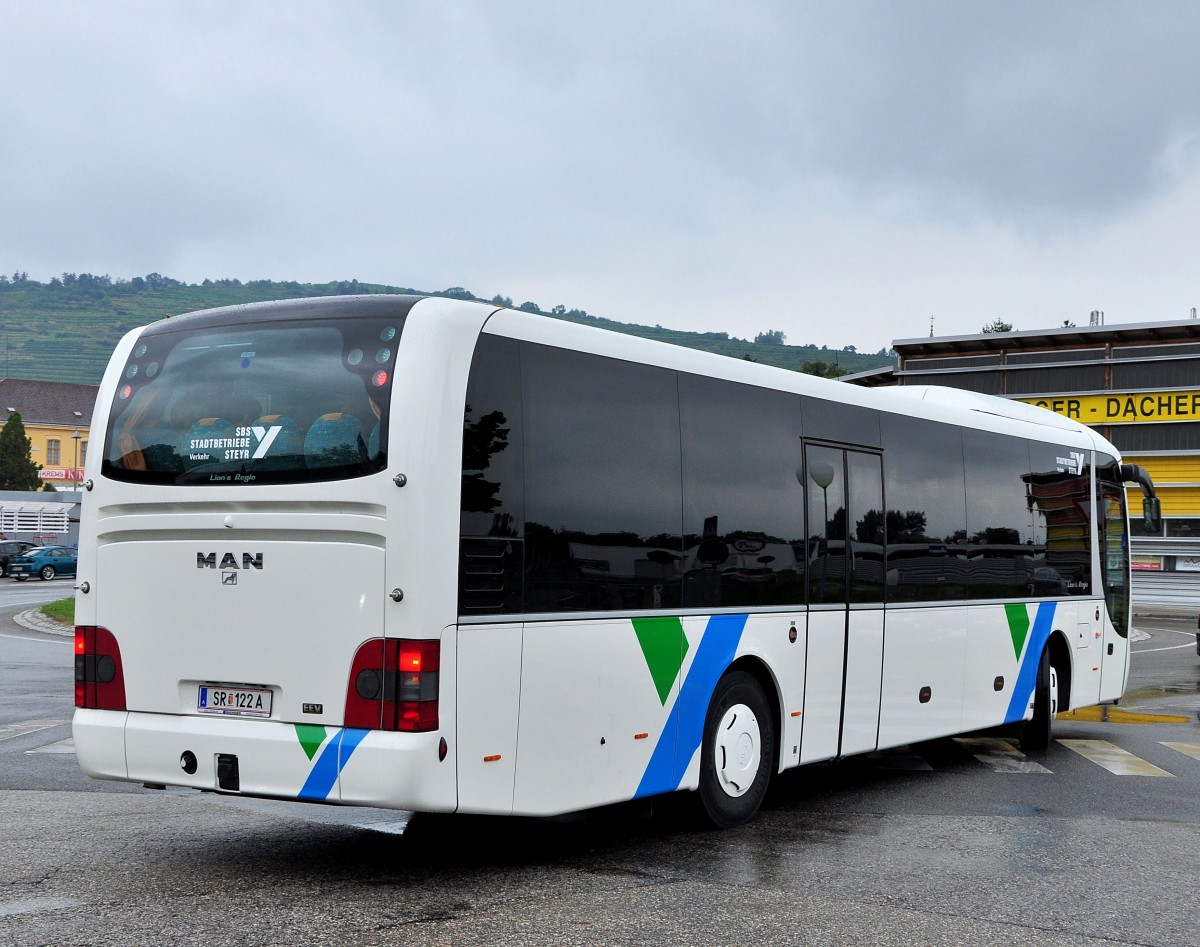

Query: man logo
[[222, 572, 237, 586], [197, 552, 265, 570]]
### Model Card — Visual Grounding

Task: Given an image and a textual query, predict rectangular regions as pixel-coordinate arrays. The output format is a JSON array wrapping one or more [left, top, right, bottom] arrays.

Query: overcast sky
[[4, 2, 1200, 352]]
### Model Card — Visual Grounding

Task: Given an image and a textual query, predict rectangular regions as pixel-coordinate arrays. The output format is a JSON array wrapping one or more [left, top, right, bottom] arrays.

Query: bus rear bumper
[[73, 709, 455, 811], [73, 708, 129, 781]]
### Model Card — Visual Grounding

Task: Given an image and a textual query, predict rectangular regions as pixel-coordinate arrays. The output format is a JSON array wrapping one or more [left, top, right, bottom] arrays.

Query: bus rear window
[[102, 318, 400, 485]]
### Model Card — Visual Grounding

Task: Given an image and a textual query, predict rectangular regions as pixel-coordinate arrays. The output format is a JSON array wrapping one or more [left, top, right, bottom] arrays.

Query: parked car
[[8, 546, 78, 581], [0, 540, 33, 577]]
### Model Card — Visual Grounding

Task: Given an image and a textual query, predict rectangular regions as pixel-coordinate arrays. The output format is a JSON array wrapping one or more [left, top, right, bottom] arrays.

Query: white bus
[[73, 295, 1157, 827]]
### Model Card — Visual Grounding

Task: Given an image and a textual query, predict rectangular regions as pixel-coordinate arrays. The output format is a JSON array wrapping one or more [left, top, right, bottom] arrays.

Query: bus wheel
[[698, 670, 774, 829], [1019, 647, 1058, 752]]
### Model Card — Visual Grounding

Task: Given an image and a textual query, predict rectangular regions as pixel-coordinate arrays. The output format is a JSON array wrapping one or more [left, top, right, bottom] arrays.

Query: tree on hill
[[981, 319, 1015, 333], [0, 412, 42, 490], [801, 360, 849, 378], [0, 271, 897, 385]]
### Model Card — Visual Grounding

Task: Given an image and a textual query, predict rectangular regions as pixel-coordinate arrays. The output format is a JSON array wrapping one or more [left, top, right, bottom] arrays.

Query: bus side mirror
[[1143, 496, 1161, 534]]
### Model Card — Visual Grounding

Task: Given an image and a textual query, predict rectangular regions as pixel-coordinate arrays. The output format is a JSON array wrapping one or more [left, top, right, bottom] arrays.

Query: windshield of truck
[[102, 317, 401, 485]]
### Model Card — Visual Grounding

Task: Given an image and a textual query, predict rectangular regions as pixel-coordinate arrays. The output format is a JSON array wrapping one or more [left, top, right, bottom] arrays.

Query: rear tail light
[[75, 626, 127, 710], [345, 638, 439, 732]]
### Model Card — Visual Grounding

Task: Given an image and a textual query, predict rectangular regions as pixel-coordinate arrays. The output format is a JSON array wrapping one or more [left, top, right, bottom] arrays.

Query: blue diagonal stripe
[[298, 727, 369, 800], [635, 614, 746, 798], [1005, 602, 1057, 724]]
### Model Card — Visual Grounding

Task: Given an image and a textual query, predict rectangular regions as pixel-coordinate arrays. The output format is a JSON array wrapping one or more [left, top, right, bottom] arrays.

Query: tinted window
[[806, 445, 848, 605], [1097, 465, 1129, 636], [802, 446, 885, 605], [847, 451, 885, 604], [881, 415, 967, 601], [460, 334, 525, 614], [801, 397, 881, 448], [522, 345, 682, 613], [680, 375, 805, 608], [104, 318, 400, 485], [461, 335, 524, 539], [962, 430, 1035, 599], [1027, 442, 1091, 596]]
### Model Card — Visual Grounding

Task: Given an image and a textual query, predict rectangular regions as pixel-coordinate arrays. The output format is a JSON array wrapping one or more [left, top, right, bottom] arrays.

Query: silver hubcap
[[713, 702, 761, 798]]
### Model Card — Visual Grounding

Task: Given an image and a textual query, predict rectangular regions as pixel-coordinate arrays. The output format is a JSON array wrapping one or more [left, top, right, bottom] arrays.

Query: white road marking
[[1132, 627, 1197, 654], [0, 719, 69, 742], [1058, 738, 1173, 776], [0, 631, 70, 643], [1160, 742, 1200, 763], [953, 736, 1052, 773], [27, 737, 75, 755]]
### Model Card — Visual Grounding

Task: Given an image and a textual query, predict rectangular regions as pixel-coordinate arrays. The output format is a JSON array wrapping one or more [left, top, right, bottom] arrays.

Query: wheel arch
[[1047, 628, 1073, 711], [724, 654, 783, 773]]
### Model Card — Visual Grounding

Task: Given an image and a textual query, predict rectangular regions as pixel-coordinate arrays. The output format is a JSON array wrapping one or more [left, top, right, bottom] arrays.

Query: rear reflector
[[345, 638, 439, 732], [74, 626, 127, 710]]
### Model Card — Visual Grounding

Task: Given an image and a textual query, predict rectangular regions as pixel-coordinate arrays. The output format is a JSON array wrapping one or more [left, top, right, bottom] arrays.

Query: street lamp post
[[806, 459, 837, 603], [72, 429, 81, 484]]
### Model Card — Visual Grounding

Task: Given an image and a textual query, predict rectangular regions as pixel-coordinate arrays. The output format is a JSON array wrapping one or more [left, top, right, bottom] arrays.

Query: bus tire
[[1019, 647, 1056, 752], [697, 670, 774, 829]]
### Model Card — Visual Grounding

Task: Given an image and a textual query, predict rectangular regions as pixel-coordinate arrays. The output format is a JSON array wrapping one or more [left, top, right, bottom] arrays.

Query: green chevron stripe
[[1004, 603, 1031, 661], [632, 616, 689, 705], [294, 724, 328, 761]]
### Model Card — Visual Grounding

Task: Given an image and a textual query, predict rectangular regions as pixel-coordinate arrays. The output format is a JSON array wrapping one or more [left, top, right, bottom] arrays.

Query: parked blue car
[[8, 546, 78, 581]]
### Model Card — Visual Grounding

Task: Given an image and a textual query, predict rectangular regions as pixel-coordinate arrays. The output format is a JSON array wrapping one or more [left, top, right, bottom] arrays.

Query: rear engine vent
[[459, 538, 522, 613]]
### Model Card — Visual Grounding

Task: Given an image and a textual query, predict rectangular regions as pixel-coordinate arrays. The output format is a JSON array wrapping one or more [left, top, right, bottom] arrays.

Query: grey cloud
[[1, 1, 1198, 346]]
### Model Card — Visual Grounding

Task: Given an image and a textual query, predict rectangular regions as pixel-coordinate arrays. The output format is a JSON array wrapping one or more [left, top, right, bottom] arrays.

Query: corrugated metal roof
[[893, 318, 1200, 357]]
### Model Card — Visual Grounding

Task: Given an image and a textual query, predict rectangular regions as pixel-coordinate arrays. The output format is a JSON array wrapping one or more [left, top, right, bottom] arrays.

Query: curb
[[15, 607, 73, 637]]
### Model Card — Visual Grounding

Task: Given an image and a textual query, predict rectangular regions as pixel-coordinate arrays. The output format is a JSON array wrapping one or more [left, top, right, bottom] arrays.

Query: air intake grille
[[459, 538, 523, 614]]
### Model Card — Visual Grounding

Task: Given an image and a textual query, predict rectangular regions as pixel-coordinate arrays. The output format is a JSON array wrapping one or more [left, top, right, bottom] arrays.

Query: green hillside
[[0, 272, 892, 385]]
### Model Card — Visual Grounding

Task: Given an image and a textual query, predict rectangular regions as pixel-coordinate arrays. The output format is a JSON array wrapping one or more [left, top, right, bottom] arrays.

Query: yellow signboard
[[1020, 390, 1200, 424]]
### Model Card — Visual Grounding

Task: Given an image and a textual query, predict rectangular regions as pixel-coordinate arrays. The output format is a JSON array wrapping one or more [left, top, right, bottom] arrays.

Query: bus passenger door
[[801, 445, 885, 763], [1098, 487, 1131, 701], [456, 623, 523, 814]]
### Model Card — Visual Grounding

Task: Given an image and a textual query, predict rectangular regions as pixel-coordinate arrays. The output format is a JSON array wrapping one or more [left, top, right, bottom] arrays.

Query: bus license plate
[[197, 685, 272, 718]]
